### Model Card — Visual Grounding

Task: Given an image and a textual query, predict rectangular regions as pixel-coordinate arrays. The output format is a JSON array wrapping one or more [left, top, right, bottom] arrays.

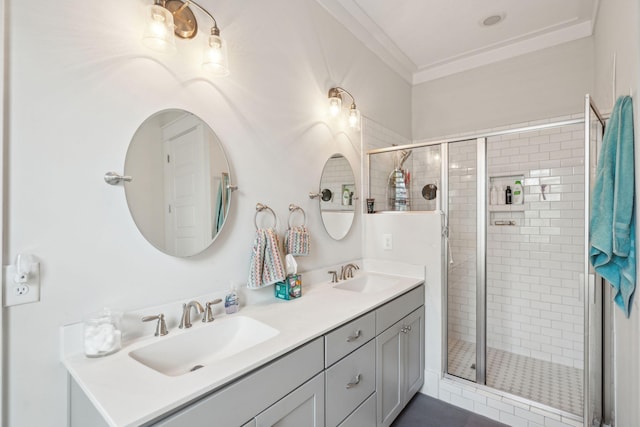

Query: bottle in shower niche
[[505, 186, 512, 204], [489, 185, 497, 205], [512, 180, 524, 204], [498, 185, 506, 205]]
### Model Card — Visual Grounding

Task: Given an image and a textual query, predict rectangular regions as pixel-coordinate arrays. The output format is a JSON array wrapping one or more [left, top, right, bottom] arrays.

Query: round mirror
[[318, 154, 356, 240], [124, 109, 232, 257]]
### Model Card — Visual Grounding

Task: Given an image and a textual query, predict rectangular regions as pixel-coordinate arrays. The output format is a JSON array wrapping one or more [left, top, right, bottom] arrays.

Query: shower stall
[[366, 96, 608, 427]]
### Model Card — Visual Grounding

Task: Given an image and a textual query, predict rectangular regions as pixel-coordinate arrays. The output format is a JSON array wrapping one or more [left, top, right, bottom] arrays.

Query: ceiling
[[316, 0, 599, 84]]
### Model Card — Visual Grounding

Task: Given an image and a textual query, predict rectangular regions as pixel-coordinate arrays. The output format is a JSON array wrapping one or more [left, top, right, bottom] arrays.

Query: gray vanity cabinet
[[151, 338, 324, 427], [376, 307, 425, 427], [253, 372, 325, 426]]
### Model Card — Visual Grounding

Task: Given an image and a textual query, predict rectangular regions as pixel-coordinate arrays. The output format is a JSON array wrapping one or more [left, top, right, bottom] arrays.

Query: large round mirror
[[318, 154, 356, 240], [124, 109, 232, 257]]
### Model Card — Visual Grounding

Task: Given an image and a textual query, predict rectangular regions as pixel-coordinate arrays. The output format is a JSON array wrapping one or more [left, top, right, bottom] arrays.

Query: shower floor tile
[[447, 339, 583, 416]]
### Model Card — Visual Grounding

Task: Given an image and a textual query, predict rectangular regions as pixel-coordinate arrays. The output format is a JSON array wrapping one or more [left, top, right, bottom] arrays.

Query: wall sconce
[[142, 0, 229, 76], [328, 87, 361, 130]]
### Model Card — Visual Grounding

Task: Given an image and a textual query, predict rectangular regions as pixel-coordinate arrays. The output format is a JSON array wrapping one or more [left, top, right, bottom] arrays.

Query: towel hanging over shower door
[[589, 95, 636, 317]]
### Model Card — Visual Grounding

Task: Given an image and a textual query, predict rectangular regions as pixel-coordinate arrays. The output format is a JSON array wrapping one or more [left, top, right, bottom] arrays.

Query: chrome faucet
[[328, 271, 338, 283], [339, 263, 360, 280], [179, 301, 204, 329]]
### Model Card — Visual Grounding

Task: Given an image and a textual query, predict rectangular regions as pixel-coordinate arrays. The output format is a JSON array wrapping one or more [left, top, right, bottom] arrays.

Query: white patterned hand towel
[[248, 228, 286, 289], [284, 226, 310, 256]]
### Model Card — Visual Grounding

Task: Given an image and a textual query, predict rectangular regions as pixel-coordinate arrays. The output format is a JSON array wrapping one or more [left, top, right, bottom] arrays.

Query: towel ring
[[288, 204, 306, 228], [255, 203, 278, 230]]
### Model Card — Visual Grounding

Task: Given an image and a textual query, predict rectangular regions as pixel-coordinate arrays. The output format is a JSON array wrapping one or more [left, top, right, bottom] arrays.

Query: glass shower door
[[446, 139, 480, 382]]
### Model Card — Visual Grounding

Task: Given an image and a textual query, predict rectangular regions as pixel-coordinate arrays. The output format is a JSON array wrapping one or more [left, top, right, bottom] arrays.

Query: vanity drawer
[[325, 311, 375, 367], [338, 392, 376, 427], [376, 284, 424, 334], [325, 340, 376, 427]]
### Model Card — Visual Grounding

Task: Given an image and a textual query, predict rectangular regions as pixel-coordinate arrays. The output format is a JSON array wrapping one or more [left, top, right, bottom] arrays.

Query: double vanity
[[72, 110, 427, 426], [63, 267, 425, 427]]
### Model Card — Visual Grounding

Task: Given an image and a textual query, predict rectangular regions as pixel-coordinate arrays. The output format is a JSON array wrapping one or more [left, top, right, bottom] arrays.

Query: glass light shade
[[202, 34, 230, 76], [348, 107, 361, 130], [142, 4, 176, 53], [328, 96, 342, 117]]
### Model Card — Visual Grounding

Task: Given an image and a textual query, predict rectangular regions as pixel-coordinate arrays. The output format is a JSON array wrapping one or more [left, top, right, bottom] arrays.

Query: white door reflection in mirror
[[163, 115, 211, 256], [124, 109, 231, 257]]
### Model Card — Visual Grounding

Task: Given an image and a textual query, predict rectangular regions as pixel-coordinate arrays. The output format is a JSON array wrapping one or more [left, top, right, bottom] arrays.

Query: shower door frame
[[365, 109, 608, 426], [438, 115, 603, 426]]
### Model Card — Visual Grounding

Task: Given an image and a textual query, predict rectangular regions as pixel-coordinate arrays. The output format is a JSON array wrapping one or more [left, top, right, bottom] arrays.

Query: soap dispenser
[[225, 284, 239, 314]]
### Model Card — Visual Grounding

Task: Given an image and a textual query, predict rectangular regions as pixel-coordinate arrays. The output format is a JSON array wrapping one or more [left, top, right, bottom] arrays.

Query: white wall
[[363, 212, 443, 398], [412, 37, 594, 140], [592, 1, 640, 426], [4, 0, 411, 425]]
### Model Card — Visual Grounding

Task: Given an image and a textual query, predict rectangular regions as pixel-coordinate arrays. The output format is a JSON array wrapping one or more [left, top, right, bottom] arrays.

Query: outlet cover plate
[[3, 263, 40, 306], [383, 234, 393, 250]]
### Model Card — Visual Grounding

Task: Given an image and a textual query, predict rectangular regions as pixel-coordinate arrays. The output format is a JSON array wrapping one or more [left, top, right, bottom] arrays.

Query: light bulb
[[328, 96, 342, 117], [202, 33, 230, 76], [348, 106, 361, 130], [142, 4, 176, 53]]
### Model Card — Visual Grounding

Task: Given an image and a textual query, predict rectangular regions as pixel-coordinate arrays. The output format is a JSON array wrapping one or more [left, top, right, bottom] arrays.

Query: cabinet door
[[403, 307, 425, 400], [376, 322, 403, 427], [255, 372, 325, 427]]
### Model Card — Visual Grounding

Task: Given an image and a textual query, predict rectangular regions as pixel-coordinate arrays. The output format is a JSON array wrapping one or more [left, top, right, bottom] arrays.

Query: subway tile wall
[[364, 118, 411, 212], [365, 118, 441, 212]]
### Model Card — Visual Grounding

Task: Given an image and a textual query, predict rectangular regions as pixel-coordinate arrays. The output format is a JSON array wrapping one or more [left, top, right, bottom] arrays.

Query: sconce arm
[[184, 0, 219, 33], [331, 87, 357, 108]]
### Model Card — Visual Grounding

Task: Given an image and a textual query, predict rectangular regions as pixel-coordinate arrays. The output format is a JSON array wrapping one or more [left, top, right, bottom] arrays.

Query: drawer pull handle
[[346, 330, 362, 342], [346, 374, 361, 389]]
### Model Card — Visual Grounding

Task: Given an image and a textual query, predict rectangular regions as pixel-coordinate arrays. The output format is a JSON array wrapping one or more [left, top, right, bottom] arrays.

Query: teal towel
[[589, 95, 636, 317]]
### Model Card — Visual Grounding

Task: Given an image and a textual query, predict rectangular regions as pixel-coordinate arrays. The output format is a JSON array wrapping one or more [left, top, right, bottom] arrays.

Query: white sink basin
[[333, 274, 400, 293], [129, 316, 279, 376]]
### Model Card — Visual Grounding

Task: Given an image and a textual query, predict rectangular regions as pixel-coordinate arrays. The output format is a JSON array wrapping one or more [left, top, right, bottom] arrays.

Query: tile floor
[[392, 393, 508, 427], [447, 338, 583, 416]]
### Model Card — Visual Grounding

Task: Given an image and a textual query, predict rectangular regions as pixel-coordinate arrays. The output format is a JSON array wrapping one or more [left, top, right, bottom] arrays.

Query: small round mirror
[[318, 154, 356, 240], [124, 109, 232, 257]]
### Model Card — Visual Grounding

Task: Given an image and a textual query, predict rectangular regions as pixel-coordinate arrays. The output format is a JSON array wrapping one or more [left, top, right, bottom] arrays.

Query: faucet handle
[[142, 313, 168, 336], [328, 271, 338, 283], [203, 299, 223, 323]]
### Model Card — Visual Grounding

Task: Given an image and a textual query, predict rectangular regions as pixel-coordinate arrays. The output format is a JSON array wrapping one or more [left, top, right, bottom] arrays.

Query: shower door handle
[[589, 273, 596, 304]]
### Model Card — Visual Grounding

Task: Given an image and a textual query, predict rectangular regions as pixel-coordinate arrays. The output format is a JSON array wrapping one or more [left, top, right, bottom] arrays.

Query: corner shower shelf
[[488, 205, 525, 212]]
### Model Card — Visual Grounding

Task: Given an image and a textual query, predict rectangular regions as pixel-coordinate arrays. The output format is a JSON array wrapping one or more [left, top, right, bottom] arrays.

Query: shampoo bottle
[[513, 180, 524, 204], [490, 185, 497, 205], [505, 186, 512, 204], [342, 188, 350, 206]]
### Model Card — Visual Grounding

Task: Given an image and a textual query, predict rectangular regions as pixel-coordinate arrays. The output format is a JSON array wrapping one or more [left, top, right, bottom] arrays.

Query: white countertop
[[62, 267, 424, 427]]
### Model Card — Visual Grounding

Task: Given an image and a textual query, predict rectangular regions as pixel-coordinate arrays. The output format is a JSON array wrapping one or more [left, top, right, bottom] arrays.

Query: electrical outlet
[[4, 263, 40, 306], [14, 285, 29, 296], [383, 234, 393, 250]]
